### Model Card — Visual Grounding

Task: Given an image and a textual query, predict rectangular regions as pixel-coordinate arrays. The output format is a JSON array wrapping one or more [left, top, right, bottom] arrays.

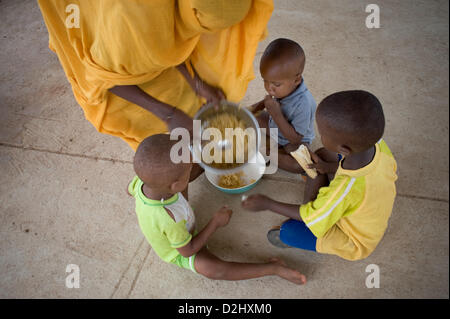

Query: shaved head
[[134, 134, 190, 188], [260, 38, 305, 77], [317, 90, 385, 152]]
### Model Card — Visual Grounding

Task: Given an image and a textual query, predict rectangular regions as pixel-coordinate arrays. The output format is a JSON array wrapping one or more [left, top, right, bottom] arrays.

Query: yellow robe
[[37, 0, 273, 150]]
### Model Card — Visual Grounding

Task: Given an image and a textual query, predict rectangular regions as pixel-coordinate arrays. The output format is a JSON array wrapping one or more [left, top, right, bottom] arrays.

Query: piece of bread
[[290, 144, 318, 179]]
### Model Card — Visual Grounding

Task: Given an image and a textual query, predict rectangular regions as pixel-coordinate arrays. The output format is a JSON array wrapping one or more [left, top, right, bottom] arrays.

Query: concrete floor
[[0, 0, 448, 299]]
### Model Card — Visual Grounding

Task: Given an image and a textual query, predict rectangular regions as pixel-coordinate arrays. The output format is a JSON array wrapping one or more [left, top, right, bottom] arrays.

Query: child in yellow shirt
[[242, 90, 398, 261]]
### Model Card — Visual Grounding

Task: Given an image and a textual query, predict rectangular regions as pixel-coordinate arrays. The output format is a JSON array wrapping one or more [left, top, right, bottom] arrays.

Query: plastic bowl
[[205, 152, 266, 194]]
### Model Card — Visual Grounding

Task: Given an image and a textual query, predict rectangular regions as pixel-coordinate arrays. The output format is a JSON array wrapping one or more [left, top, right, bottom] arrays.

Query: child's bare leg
[[278, 149, 305, 174], [194, 247, 306, 285]]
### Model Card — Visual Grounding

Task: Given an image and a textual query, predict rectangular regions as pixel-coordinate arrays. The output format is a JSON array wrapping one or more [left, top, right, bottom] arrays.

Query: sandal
[[300, 172, 307, 182], [267, 226, 291, 248]]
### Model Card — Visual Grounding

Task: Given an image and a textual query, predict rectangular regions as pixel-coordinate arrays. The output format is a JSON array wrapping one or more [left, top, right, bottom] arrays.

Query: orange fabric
[[38, 0, 273, 150]]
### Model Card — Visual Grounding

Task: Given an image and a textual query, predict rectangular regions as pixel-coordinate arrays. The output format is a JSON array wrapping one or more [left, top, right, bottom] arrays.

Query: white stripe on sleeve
[[306, 178, 356, 227]]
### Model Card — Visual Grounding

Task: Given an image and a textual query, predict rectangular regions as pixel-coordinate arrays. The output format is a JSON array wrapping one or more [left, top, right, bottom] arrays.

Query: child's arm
[[309, 148, 340, 175], [241, 194, 302, 221], [176, 206, 232, 258], [264, 95, 304, 145], [249, 99, 266, 114]]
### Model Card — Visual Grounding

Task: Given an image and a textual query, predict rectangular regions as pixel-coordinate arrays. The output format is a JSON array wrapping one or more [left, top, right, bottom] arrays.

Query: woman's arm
[[109, 62, 225, 131], [109, 85, 174, 119], [108, 85, 193, 131], [176, 63, 198, 93], [176, 62, 225, 107]]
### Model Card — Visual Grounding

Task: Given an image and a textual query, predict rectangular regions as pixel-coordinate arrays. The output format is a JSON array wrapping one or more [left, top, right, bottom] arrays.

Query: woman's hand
[[176, 62, 225, 109], [196, 80, 226, 108]]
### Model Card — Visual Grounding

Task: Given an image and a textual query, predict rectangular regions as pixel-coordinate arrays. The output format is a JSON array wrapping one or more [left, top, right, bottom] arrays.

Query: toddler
[[251, 38, 317, 174], [128, 134, 306, 283]]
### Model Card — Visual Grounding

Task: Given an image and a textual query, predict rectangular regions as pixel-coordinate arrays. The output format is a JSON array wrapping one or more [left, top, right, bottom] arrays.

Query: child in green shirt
[[128, 134, 306, 284], [242, 90, 397, 261]]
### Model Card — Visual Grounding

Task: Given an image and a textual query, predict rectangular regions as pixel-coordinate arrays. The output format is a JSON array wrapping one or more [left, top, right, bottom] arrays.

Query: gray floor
[[0, 0, 448, 298]]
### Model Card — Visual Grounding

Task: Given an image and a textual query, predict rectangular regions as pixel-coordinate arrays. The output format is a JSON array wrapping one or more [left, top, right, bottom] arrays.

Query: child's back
[[243, 90, 397, 261], [300, 139, 397, 260]]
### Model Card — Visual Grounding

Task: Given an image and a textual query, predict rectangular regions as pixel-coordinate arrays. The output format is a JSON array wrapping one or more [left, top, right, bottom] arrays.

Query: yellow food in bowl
[[206, 112, 249, 169], [218, 171, 256, 189]]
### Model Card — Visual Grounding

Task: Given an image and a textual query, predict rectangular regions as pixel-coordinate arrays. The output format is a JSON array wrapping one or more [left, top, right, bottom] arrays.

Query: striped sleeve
[[300, 176, 361, 238]]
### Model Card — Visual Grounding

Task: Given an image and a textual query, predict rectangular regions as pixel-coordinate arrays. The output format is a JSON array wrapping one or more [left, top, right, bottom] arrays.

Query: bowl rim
[[191, 101, 262, 175], [205, 152, 266, 192]]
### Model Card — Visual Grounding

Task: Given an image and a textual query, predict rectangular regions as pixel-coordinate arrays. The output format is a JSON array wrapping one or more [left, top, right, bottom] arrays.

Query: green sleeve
[[163, 217, 192, 249], [128, 176, 140, 196]]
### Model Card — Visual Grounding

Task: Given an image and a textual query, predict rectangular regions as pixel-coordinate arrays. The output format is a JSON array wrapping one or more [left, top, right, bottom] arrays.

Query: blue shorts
[[280, 219, 317, 251]]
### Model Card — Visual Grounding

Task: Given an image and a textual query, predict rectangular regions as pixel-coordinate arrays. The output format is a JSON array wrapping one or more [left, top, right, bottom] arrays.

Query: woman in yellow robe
[[37, 0, 273, 151]]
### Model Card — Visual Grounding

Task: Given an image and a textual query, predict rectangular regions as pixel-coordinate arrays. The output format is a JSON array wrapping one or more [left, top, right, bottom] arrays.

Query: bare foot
[[270, 258, 306, 285]]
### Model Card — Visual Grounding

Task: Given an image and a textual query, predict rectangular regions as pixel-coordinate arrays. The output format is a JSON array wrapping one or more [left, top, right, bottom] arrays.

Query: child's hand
[[213, 205, 233, 228], [264, 95, 282, 117], [308, 149, 335, 174], [249, 100, 265, 114], [241, 194, 272, 212]]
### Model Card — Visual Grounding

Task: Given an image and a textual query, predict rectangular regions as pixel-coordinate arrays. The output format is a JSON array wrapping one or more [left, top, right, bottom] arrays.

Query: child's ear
[[294, 74, 302, 85], [170, 180, 186, 193], [337, 145, 352, 157]]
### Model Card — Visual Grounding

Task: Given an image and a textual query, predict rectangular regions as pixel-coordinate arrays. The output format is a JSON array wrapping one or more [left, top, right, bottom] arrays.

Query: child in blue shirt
[[251, 38, 317, 174]]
